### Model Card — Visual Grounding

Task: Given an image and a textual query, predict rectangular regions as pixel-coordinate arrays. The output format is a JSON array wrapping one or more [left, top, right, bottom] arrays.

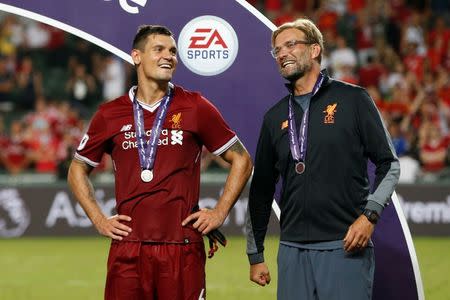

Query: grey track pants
[[277, 244, 374, 300]]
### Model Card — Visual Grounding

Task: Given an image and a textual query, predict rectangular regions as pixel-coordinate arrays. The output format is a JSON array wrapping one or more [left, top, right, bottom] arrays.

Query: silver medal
[[141, 169, 153, 182]]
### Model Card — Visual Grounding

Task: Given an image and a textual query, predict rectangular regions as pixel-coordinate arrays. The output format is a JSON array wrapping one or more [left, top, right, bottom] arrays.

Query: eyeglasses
[[270, 40, 315, 58]]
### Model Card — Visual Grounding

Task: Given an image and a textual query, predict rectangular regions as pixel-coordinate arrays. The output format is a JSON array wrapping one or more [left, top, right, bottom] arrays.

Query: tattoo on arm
[[220, 140, 248, 163], [81, 171, 96, 201], [227, 141, 246, 155]]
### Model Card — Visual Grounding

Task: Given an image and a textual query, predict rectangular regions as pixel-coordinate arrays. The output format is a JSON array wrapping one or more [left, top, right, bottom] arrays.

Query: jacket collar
[[284, 69, 331, 95]]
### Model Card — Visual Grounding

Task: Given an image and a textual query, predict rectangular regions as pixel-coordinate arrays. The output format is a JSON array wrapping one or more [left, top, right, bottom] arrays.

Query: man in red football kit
[[67, 25, 253, 300]]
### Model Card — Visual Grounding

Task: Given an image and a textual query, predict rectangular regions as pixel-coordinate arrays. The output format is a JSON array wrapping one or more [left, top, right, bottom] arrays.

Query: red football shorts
[[104, 241, 206, 300]]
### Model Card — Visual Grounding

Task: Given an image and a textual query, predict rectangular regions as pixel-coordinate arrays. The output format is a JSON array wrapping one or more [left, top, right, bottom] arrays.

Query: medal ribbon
[[288, 73, 324, 163], [132, 83, 174, 171]]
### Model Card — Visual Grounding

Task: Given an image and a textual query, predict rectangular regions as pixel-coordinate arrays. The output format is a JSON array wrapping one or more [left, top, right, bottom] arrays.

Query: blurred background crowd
[[0, 0, 449, 183], [0, 11, 131, 179]]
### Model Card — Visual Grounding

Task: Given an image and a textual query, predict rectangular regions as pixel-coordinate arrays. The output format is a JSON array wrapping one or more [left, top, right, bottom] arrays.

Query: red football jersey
[[75, 85, 237, 243]]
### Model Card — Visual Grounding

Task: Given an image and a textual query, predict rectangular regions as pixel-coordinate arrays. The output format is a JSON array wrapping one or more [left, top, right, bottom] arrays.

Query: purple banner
[[0, 1, 423, 299]]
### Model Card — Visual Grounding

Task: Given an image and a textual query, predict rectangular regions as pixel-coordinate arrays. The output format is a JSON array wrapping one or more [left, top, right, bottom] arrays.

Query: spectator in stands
[[402, 11, 426, 56], [381, 3, 402, 53], [0, 115, 7, 170], [418, 122, 449, 174], [264, 0, 282, 20], [389, 0, 412, 25], [398, 155, 420, 183], [378, 45, 401, 78], [428, 17, 449, 54], [436, 68, 450, 131], [402, 41, 425, 82], [316, 0, 340, 35], [66, 62, 97, 117], [15, 55, 42, 110], [0, 54, 14, 109], [30, 125, 59, 173], [21, 97, 58, 173], [366, 85, 386, 114], [359, 55, 385, 88], [347, 0, 366, 14], [336, 7, 357, 49], [0, 120, 32, 174], [273, 1, 296, 27], [426, 36, 445, 73], [0, 15, 21, 57], [379, 60, 406, 96], [101, 55, 126, 101], [387, 83, 411, 120], [355, 9, 376, 65], [388, 120, 409, 157], [72, 39, 95, 73], [329, 35, 357, 81]]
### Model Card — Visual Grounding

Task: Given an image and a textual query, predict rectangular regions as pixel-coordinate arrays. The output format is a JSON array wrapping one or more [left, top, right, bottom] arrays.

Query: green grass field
[[0, 236, 448, 300]]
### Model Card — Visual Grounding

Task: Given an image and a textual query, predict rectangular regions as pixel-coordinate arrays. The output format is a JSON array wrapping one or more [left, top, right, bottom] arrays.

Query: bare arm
[[182, 140, 253, 234], [400, 89, 425, 133], [67, 159, 132, 240]]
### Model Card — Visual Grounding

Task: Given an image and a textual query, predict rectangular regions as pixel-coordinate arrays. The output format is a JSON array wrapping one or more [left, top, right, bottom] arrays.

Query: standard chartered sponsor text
[[123, 138, 169, 149], [122, 129, 169, 149], [124, 128, 168, 139]]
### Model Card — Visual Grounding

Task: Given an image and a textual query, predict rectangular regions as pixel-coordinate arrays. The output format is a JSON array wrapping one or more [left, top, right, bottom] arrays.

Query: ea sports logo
[[178, 16, 239, 76]]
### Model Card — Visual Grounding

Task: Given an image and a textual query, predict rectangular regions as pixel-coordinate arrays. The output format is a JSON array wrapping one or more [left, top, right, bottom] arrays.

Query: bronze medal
[[295, 162, 305, 174]]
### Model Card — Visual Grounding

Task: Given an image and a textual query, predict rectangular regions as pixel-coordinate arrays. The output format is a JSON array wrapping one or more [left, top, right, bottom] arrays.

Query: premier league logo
[[0, 189, 30, 238], [178, 15, 239, 76]]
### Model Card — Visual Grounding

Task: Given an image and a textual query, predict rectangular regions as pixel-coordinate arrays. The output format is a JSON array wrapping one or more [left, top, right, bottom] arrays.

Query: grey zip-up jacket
[[247, 74, 400, 264]]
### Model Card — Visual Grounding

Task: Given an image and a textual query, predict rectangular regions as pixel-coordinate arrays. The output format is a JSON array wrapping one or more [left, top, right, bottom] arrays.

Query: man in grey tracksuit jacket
[[246, 18, 400, 300]]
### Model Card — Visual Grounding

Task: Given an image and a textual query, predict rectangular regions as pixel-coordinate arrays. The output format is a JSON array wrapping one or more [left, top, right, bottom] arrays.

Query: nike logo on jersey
[[120, 124, 133, 132]]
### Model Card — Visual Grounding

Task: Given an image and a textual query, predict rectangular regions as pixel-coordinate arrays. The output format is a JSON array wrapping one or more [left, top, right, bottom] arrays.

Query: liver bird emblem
[[323, 103, 337, 124], [171, 112, 182, 128]]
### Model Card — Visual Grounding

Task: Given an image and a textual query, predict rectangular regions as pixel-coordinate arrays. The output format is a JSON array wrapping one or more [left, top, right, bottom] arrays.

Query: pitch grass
[[0, 237, 448, 300]]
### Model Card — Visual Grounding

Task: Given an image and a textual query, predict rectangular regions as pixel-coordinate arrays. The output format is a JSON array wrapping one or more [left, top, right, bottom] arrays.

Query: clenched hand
[[250, 263, 271, 286]]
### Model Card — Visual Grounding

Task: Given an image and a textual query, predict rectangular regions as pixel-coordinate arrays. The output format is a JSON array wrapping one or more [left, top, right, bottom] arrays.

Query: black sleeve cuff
[[248, 252, 265, 265]]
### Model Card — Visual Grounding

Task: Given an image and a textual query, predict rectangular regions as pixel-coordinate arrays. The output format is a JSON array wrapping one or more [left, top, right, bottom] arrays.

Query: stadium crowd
[[0, 12, 128, 177], [0, 1, 449, 182], [250, 0, 450, 183]]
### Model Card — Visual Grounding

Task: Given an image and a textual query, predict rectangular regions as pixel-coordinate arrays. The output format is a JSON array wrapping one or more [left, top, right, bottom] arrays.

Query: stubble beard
[[281, 61, 312, 83], [146, 69, 174, 84]]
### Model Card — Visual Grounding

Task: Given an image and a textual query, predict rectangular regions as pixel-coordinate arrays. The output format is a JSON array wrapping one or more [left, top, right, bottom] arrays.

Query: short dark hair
[[132, 25, 174, 51]]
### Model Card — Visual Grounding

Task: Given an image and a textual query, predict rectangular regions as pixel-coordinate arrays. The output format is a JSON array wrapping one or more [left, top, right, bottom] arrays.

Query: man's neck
[[292, 66, 321, 96], [136, 80, 169, 105]]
